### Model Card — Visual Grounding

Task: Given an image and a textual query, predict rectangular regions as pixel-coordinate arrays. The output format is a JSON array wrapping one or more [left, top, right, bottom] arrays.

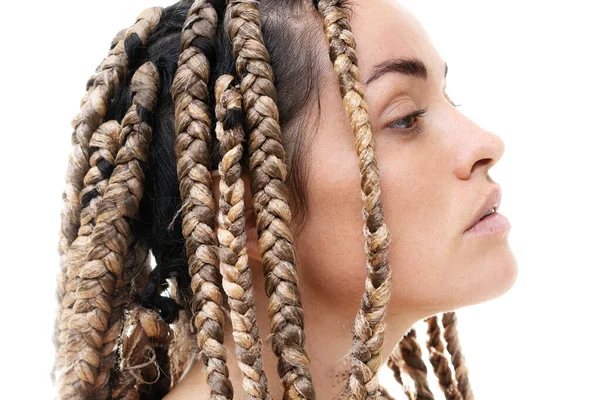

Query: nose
[[451, 114, 505, 181]]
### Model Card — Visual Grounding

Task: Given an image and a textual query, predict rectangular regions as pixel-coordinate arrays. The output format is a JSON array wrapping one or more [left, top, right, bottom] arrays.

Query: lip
[[463, 211, 511, 237], [464, 185, 503, 233]]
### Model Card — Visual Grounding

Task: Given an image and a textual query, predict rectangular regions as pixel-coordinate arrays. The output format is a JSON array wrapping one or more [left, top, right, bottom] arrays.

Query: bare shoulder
[[163, 362, 205, 399]]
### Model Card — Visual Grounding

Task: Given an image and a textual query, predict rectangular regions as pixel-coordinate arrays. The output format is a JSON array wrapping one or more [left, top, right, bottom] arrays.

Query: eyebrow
[[365, 57, 448, 86]]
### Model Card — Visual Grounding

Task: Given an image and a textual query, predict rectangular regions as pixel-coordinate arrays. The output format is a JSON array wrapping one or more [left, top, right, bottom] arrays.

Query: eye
[[387, 107, 428, 134]]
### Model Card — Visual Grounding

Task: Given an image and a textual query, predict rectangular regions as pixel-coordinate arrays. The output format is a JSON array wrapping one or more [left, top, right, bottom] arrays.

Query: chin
[[459, 246, 519, 309]]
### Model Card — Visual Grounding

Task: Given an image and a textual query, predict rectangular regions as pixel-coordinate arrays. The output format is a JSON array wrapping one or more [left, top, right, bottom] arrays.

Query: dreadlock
[[53, 1, 476, 399]]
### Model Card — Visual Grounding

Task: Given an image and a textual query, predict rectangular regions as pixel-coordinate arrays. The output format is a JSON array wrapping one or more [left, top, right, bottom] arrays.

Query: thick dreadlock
[[53, 1, 476, 399]]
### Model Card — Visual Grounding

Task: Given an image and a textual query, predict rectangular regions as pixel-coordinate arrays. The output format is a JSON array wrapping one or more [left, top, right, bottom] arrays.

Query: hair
[[53, 1, 475, 399]]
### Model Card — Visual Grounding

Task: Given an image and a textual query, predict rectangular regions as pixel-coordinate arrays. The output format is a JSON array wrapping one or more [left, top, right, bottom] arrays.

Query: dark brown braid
[[425, 316, 463, 400], [214, 73, 271, 399], [314, 1, 392, 398], [58, 60, 161, 399], [388, 343, 415, 400], [398, 328, 435, 400], [171, 1, 234, 398], [225, 1, 315, 398], [442, 312, 474, 400]]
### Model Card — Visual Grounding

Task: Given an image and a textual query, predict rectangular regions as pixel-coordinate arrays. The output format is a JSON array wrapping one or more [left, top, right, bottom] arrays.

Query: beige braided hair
[[398, 328, 435, 400], [54, 6, 162, 387], [58, 60, 162, 398], [171, 1, 235, 398], [111, 258, 171, 399], [314, 1, 392, 397], [225, 1, 315, 398], [55, 1, 478, 398], [215, 73, 271, 399], [54, 29, 125, 377], [442, 312, 474, 400], [58, 120, 121, 398], [56, 5, 161, 309], [426, 316, 463, 400]]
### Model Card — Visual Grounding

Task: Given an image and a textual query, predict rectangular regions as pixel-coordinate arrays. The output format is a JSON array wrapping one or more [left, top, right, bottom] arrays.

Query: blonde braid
[[425, 316, 463, 400], [399, 328, 434, 400], [58, 60, 161, 399], [442, 312, 474, 400], [225, 1, 315, 398], [55, 7, 162, 385], [54, 29, 125, 376], [111, 253, 171, 399], [215, 73, 271, 400], [57, 120, 121, 395], [171, 1, 234, 398], [57, 6, 161, 300], [314, 1, 392, 398]]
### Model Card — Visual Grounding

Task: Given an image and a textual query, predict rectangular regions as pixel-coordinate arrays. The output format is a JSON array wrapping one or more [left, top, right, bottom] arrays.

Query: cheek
[[378, 156, 459, 310], [293, 159, 370, 306]]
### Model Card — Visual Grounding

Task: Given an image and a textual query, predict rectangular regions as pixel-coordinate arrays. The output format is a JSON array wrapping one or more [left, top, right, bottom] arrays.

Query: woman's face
[[292, 0, 518, 320]]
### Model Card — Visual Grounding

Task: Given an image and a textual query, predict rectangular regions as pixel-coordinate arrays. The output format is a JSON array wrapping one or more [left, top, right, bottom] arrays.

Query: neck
[[169, 259, 420, 399]]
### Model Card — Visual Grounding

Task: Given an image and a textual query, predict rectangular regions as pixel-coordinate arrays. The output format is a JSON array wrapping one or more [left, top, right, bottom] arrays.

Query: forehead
[[350, 0, 444, 80]]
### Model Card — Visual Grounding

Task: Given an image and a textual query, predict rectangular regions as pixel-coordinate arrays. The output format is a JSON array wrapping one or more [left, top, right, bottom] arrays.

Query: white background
[[0, 1, 598, 398]]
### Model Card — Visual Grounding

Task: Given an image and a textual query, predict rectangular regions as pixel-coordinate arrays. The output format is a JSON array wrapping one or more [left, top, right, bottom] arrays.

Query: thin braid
[[378, 385, 396, 400], [54, 7, 162, 385], [57, 120, 121, 394], [399, 329, 434, 400], [425, 316, 463, 400], [215, 73, 271, 400], [171, 1, 234, 398], [112, 254, 172, 400], [105, 237, 172, 398], [225, 1, 315, 398], [58, 61, 161, 399], [387, 345, 414, 400], [313, 1, 392, 398], [57, 6, 162, 302], [54, 29, 126, 377], [441, 312, 474, 400]]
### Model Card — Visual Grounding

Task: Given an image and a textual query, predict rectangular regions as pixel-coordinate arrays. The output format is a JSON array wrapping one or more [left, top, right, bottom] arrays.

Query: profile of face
[[226, 0, 518, 332]]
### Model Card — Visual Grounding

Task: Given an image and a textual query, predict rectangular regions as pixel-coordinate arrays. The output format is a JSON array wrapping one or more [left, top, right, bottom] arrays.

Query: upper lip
[[464, 185, 502, 232]]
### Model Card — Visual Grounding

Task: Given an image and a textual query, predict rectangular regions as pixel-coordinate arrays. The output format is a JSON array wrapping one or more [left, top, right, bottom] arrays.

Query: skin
[[166, 0, 518, 398]]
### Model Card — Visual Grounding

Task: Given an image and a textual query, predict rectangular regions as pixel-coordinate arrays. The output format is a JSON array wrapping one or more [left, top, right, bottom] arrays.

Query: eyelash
[[387, 107, 429, 134], [386, 94, 463, 135]]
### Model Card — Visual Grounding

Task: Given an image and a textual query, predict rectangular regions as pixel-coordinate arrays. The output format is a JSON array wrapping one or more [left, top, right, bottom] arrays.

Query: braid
[[225, 1, 315, 398], [442, 312, 474, 400], [54, 6, 162, 384], [57, 120, 121, 396], [171, 1, 234, 398], [111, 254, 171, 399], [387, 345, 415, 400], [378, 385, 396, 400], [58, 60, 161, 399], [313, 1, 392, 398], [399, 328, 434, 400], [54, 28, 125, 377], [214, 73, 271, 399], [425, 316, 463, 400]]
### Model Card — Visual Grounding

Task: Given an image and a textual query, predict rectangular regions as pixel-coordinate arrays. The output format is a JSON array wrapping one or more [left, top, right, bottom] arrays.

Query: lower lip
[[463, 212, 511, 237]]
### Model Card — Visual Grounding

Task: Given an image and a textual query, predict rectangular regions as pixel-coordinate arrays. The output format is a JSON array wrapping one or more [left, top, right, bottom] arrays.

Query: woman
[[53, 0, 518, 398]]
